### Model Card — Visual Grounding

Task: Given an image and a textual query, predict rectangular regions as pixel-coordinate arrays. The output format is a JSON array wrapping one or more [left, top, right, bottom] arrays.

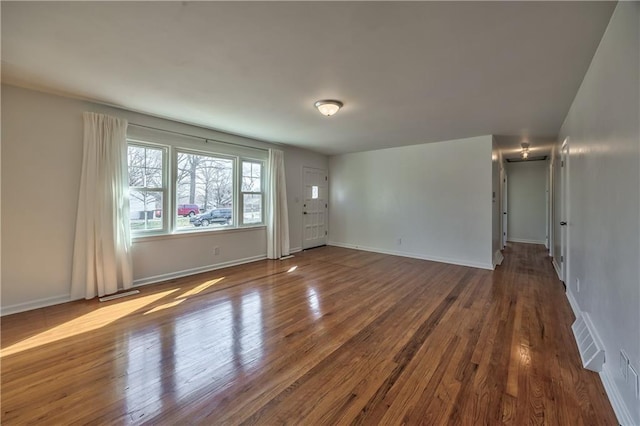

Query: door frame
[[559, 138, 570, 283], [301, 166, 328, 250], [501, 170, 508, 249], [547, 158, 554, 256]]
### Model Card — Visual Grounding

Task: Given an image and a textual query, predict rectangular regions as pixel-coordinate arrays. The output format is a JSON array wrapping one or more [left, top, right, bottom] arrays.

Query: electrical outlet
[[621, 351, 629, 381], [629, 364, 639, 399], [576, 277, 580, 293], [214, 246, 220, 256]]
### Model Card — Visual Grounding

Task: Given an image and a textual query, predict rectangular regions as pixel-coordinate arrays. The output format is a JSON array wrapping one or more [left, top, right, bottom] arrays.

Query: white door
[[302, 167, 327, 249], [502, 172, 508, 248], [559, 140, 569, 282]]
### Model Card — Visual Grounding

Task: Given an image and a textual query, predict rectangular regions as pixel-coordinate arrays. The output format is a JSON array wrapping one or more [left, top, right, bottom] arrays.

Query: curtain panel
[[266, 149, 290, 259], [71, 112, 133, 299]]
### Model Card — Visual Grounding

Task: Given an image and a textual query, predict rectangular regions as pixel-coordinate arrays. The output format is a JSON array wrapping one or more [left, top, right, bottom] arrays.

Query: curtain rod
[[128, 122, 270, 153]]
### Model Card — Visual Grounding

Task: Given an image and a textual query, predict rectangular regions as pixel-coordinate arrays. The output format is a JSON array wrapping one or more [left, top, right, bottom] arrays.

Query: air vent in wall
[[572, 314, 605, 372]]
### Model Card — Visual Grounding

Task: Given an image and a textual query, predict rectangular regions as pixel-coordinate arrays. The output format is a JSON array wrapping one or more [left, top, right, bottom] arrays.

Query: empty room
[[1, 2, 638, 425]]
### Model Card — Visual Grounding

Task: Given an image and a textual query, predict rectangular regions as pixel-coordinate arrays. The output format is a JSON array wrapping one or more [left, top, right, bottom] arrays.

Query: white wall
[[554, 2, 639, 424], [329, 135, 494, 269], [1, 85, 327, 314], [506, 160, 548, 245]]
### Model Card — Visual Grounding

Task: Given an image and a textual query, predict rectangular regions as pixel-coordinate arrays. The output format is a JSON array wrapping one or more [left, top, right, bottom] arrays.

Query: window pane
[[129, 190, 163, 231], [176, 152, 234, 230], [128, 166, 144, 187], [242, 162, 252, 176], [243, 194, 262, 224], [241, 161, 261, 192], [145, 167, 163, 188], [128, 145, 164, 189]]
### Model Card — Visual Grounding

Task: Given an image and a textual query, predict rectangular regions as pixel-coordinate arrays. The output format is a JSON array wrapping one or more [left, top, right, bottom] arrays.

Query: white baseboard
[[507, 238, 546, 245], [133, 254, 266, 287], [1, 256, 268, 316], [493, 250, 504, 268], [327, 241, 494, 270], [552, 259, 562, 281], [600, 363, 635, 426], [565, 289, 580, 318], [1, 293, 71, 317], [289, 246, 302, 254]]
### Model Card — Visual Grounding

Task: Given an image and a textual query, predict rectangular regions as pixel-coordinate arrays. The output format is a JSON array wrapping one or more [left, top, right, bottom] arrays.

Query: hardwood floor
[[1, 244, 617, 425]]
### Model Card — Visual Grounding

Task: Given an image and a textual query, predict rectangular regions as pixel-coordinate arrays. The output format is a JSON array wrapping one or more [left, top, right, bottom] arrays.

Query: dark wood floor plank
[[1, 243, 618, 425]]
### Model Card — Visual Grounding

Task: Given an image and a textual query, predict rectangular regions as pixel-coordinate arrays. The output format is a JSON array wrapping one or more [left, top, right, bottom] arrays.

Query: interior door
[[559, 140, 569, 282], [302, 167, 327, 249]]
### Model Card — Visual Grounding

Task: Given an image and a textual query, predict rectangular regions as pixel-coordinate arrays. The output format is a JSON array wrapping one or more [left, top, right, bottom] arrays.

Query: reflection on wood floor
[[1, 243, 617, 424]]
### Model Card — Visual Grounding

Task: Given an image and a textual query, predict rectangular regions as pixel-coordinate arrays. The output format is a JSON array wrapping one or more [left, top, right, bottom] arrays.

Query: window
[[127, 144, 167, 232], [127, 136, 265, 236], [176, 151, 234, 229], [241, 160, 263, 225]]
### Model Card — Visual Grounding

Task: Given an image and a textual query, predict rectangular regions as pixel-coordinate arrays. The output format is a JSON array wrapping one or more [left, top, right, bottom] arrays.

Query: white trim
[[552, 259, 562, 280], [327, 241, 494, 270], [600, 363, 635, 426], [506, 238, 546, 245], [1, 294, 72, 317], [132, 254, 266, 287], [132, 223, 266, 243], [565, 289, 580, 318], [289, 246, 302, 254], [493, 250, 504, 268]]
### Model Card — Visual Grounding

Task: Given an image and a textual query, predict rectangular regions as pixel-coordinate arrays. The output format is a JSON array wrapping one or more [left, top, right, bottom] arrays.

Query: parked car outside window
[[177, 204, 200, 217], [189, 208, 232, 227]]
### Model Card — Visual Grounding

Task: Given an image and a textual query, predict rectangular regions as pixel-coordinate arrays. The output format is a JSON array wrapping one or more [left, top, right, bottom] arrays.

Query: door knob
[[303, 212, 307, 215], [560, 221, 567, 226]]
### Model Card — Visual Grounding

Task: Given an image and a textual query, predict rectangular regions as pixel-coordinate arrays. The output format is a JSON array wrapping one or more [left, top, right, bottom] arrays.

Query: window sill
[[132, 225, 266, 243]]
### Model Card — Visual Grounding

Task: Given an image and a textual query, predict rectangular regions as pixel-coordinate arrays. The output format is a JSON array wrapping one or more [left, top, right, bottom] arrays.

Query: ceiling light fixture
[[521, 142, 530, 159], [314, 100, 343, 117]]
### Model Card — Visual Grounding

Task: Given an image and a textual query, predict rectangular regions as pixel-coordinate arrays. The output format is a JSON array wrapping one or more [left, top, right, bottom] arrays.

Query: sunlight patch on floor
[[143, 299, 186, 315], [179, 277, 225, 298], [1, 289, 180, 357], [142, 277, 225, 315]]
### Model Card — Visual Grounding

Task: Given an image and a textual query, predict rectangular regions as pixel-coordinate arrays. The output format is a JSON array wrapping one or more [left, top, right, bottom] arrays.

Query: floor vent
[[99, 290, 140, 302], [572, 314, 605, 372]]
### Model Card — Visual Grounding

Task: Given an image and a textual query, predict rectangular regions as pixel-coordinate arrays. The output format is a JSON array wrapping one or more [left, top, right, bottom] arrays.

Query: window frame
[[127, 136, 267, 238], [127, 140, 169, 235], [173, 147, 238, 231], [239, 158, 265, 227]]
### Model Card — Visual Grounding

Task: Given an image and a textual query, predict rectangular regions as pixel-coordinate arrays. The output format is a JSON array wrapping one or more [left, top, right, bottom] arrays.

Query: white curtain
[[266, 149, 290, 259], [71, 112, 133, 299]]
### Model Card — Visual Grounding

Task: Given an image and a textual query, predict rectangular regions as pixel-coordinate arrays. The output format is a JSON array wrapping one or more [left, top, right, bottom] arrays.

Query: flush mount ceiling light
[[521, 142, 530, 159], [314, 100, 343, 116]]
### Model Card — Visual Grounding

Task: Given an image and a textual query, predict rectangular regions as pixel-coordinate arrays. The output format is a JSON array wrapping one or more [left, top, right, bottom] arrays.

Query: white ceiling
[[1, 2, 615, 156]]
